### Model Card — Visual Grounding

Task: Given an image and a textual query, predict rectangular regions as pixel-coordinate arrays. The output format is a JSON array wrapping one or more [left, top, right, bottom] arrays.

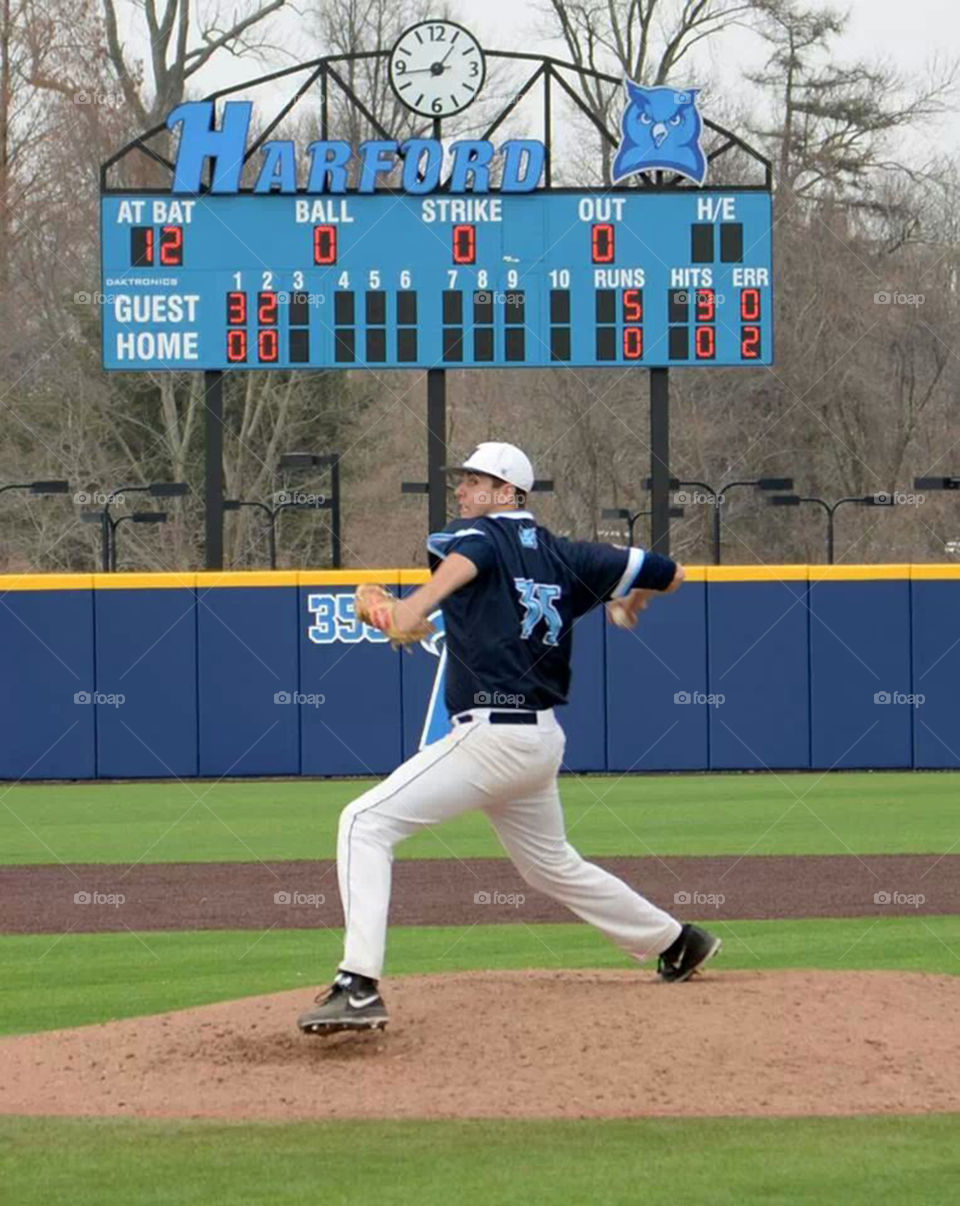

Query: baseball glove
[[354, 583, 435, 650]]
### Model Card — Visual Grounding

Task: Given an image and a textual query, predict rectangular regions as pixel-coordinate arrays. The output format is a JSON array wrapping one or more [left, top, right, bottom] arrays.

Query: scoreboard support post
[[204, 370, 224, 570], [427, 369, 447, 535], [330, 455, 342, 569], [649, 368, 671, 556]]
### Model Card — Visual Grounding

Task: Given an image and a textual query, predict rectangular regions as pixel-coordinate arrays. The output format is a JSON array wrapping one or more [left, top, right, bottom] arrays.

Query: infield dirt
[[2, 853, 954, 933], [1, 969, 958, 1121]]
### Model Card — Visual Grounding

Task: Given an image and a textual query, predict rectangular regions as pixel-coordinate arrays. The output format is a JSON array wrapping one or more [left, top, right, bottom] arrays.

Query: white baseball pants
[[336, 708, 682, 980]]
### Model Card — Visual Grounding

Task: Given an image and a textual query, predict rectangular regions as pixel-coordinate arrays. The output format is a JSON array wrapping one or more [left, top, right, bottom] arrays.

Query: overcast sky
[[464, 0, 955, 73], [178, 0, 957, 157]]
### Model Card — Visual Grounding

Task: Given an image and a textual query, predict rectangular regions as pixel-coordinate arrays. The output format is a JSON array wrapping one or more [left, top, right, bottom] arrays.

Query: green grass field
[[2, 770, 958, 864], [1, 916, 959, 1035], [3, 1115, 959, 1206], [3, 770, 959, 1203]]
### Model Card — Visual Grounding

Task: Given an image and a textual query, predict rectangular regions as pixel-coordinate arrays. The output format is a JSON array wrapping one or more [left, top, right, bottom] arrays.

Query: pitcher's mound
[[1, 969, 958, 1120]]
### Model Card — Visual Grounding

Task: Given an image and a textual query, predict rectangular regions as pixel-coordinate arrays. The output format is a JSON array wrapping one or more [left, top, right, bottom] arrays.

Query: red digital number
[[160, 225, 183, 266], [452, 224, 476, 264], [741, 325, 761, 358], [258, 328, 279, 362], [695, 326, 716, 359], [740, 288, 761, 321], [696, 288, 715, 322], [226, 329, 248, 362], [142, 228, 154, 265], [258, 291, 278, 325], [591, 223, 615, 263], [623, 327, 643, 359], [227, 291, 247, 325], [622, 289, 643, 322], [313, 225, 337, 265]]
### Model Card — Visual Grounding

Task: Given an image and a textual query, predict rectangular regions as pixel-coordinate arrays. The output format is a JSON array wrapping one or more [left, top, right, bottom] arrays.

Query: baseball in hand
[[607, 598, 636, 629]]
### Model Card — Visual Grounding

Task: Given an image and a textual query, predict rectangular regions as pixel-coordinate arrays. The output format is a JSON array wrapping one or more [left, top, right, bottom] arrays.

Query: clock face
[[389, 21, 485, 118]]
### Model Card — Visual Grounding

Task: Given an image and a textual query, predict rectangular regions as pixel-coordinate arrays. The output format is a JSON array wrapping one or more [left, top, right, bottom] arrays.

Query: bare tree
[[747, 0, 957, 207], [102, 0, 286, 128], [543, 0, 762, 177], [313, 0, 443, 146]]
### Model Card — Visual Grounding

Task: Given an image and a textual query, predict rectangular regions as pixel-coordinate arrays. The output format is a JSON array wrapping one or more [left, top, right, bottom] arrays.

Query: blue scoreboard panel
[[100, 190, 772, 370]]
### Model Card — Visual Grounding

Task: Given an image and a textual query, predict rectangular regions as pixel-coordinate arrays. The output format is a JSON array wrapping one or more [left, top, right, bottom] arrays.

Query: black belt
[[456, 711, 538, 725]]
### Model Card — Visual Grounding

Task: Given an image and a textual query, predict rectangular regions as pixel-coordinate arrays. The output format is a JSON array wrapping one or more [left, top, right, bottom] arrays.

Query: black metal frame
[[100, 45, 772, 562], [101, 48, 771, 193]]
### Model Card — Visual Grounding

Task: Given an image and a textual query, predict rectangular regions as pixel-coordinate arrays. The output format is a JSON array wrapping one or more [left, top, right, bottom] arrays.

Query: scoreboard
[[100, 190, 772, 371]]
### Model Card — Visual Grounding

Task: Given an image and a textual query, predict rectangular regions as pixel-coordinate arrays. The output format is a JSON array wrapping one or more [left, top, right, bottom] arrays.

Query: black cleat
[[297, 971, 388, 1035], [657, 923, 722, 983]]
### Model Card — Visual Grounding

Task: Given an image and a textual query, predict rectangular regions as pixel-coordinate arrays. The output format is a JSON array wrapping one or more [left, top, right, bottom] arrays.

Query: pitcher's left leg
[[337, 722, 494, 981]]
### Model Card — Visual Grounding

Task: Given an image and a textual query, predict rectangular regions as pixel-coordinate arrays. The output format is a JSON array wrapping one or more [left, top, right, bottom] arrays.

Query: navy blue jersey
[[427, 510, 676, 715]]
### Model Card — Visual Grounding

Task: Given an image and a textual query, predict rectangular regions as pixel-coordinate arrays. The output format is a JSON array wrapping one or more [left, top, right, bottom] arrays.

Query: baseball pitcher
[[298, 442, 720, 1034]]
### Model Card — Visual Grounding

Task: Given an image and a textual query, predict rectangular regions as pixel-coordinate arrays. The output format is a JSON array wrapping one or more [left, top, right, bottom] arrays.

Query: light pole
[[642, 475, 792, 563], [279, 452, 342, 568], [0, 480, 70, 498], [769, 494, 895, 563], [224, 498, 330, 569], [93, 482, 189, 571], [111, 512, 167, 571], [916, 478, 960, 559], [915, 476, 960, 493], [601, 505, 685, 546], [712, 478, 793, 565]]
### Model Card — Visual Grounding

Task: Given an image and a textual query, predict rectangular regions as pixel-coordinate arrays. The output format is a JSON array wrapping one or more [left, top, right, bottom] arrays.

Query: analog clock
[[389, 21, 485, 119]]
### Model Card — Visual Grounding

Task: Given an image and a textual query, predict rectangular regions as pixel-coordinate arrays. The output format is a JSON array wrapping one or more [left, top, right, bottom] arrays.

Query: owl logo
[[612, 82, 707, 186]]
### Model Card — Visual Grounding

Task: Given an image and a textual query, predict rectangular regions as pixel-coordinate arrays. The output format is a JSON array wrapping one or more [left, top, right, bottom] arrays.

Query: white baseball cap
[[451, 442, 535, 493]]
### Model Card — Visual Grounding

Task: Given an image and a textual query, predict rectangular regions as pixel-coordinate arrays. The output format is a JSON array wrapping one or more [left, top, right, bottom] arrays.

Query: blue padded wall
[[707, 579, 810, 769], [94, 587, 198, 777], [0, 588, 96, 779], [0, 571, 955, 780], [606, 579, 708, 771], [809, 580, 912, 768], [561, 606, 606, 772], [196, 584, 301, 776], [912, 580, 960, 768]]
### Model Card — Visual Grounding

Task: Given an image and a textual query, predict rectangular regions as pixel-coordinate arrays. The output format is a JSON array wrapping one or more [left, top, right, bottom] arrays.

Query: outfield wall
[[1, 566, 957, 779]]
